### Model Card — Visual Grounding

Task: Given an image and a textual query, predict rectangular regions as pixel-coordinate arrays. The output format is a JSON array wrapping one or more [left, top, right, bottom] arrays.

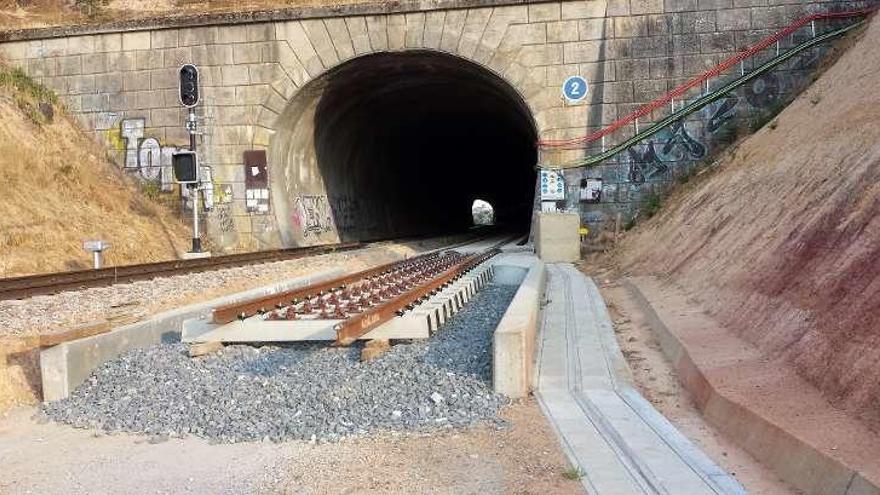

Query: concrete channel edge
[[621, 278, 880, 495], [491, 254, 546, 398]]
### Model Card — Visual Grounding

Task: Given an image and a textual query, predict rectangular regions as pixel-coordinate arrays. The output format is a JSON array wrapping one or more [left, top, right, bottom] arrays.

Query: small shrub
[[562, 466, 586, 480], [0, 66, 58, 104], [56, 163, 76, 177], [642, 191, 663, 219], [142, 181, 162, 201], [75, 0, 109, 19], [677, 166, 695, 184]]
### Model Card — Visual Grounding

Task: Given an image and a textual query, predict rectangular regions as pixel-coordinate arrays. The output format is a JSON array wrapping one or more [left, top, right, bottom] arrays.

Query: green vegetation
[[0, 66, 57, 104], [562, 466, 586, 480], [0, 66, 58, 126], [642, 191, 663, 219], [676, 165, 697, 185], [141, 181, 163, 201], [75, 0, 109, 20]]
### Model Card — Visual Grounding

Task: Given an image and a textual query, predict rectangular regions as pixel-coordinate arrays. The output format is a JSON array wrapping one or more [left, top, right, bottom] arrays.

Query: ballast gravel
[[44, 284, 518, 443]]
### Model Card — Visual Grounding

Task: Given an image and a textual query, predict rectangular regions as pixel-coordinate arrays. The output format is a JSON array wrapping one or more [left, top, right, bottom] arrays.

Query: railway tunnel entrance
[[269, 51, 538, 245]]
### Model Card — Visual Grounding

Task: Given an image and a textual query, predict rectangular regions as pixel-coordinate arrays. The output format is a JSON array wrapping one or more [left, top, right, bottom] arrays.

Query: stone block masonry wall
[[541, 0, 869, 234], [0, 0, 862, 249]]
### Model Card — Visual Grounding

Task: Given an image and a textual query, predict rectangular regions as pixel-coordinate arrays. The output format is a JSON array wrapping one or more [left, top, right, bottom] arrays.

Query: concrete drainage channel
[[40, 241, 546, 444]]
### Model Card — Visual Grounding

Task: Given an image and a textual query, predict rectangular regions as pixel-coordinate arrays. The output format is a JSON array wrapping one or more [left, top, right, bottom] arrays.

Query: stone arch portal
[[268, 50, 539, 246]]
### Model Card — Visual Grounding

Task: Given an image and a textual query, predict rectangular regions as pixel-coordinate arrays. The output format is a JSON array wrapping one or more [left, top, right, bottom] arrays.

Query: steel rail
[[210, 250, 447, 324], [539, 18, 866, 170], [334, 249, 498, 345], [0, 242, 364, 300]]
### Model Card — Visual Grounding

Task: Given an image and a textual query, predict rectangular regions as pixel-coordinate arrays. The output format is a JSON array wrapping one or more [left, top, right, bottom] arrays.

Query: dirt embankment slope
[[0, 64, 189, 276], [0, 0, 357, 30], [620, 15, 880, 431]]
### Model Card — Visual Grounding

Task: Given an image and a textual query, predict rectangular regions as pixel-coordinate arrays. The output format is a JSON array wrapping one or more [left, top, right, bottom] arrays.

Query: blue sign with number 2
[[562, 75, 588, 102]]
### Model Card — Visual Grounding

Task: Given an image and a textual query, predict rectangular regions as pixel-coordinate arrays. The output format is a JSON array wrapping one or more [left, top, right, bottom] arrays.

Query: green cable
[[539, 19, 865, 170]]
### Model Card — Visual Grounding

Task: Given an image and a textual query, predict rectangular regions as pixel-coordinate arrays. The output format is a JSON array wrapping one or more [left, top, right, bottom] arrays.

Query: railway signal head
[[178, 64, 200, 108], [172, 150, 199, 185]]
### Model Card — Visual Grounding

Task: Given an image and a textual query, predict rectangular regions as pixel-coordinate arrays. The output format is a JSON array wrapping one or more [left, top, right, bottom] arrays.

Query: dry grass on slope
[[619, 16, 880, 431], [0, 0, 374, 30], [0, 64, 190, 277]]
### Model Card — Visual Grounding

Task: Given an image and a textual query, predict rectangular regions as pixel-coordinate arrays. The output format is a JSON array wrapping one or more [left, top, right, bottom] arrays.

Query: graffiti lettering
[[118, 118, 213, 209], [627, 142, 668, 184], [625, 120, 708, 184], [745, 74, 780, 109], [120, 119, 174, 190], [659, 121, 706, 161], [707, 96, 739, 134], [214, 203, 235, 233], [292, 195, 334, 238]]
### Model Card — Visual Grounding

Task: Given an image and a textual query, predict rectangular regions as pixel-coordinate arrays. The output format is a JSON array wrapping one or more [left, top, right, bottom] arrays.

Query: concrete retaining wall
[[622, 277, 880, 495], [40, 268, 343, 401], [492, 254, 546, 398]]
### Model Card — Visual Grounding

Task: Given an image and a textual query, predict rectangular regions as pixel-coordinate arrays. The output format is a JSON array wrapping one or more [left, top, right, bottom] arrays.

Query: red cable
[[537, 7, 876, 149]]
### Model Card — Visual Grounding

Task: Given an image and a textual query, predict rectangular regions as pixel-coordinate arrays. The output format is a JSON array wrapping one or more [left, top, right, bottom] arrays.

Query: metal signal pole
[[179, 64, 202, 253]]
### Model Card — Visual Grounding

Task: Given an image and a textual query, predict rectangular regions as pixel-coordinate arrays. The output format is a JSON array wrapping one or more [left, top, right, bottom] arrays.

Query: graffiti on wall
[[328, 194, 382, 234], [578, 65, 817, 230], [619, 73, 788, 188], [116, 118, 213, 209], [292, 195, 334, 238], [214, 203, 236, 233]]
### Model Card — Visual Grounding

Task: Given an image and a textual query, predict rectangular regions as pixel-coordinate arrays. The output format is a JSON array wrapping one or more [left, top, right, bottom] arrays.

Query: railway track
[[198, 238, 508, 345], [0, 242, 366, 301]]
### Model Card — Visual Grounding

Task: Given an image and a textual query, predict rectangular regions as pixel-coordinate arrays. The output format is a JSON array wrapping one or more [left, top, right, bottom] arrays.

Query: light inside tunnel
[[472, 199, 495, 226], [270, 51, 538, 244]]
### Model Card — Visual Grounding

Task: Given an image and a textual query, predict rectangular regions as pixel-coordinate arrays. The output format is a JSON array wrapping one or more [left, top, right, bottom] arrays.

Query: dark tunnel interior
[[312, 51, 537, 242]]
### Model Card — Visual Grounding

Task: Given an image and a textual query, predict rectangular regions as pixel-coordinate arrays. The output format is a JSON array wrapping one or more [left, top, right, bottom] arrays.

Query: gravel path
[[44, 284, 518, 443]]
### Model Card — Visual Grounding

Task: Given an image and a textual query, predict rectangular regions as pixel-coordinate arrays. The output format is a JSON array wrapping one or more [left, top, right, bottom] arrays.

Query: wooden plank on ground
[[39, 320, 111, 347]]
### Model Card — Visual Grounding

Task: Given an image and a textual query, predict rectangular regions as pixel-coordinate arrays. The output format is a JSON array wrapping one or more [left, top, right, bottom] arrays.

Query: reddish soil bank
[[619, 14, 880, 431]]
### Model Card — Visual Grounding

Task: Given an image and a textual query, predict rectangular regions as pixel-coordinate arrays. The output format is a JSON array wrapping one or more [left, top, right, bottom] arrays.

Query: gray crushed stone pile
[[44, 284, 517, 443]]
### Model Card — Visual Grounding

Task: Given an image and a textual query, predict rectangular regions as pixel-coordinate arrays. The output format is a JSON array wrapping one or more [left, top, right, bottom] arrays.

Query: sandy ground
[[579, 258, 799, 495], [0, 400, 583, 495]]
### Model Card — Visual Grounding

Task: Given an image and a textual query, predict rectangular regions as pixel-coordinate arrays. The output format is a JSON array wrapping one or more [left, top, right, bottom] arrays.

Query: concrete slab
[[533, 264, 745, 495], [181, 263, 496, 344], [536, 213, 580, 262], [181, 251, 212, 259]]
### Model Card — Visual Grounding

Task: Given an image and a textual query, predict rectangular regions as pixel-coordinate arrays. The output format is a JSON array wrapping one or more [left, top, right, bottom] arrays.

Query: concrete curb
[[533, 265, 745, 494], [622, 277, 880, 495], [40, 268, 344, 402], [491, 254, 546, 398]]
